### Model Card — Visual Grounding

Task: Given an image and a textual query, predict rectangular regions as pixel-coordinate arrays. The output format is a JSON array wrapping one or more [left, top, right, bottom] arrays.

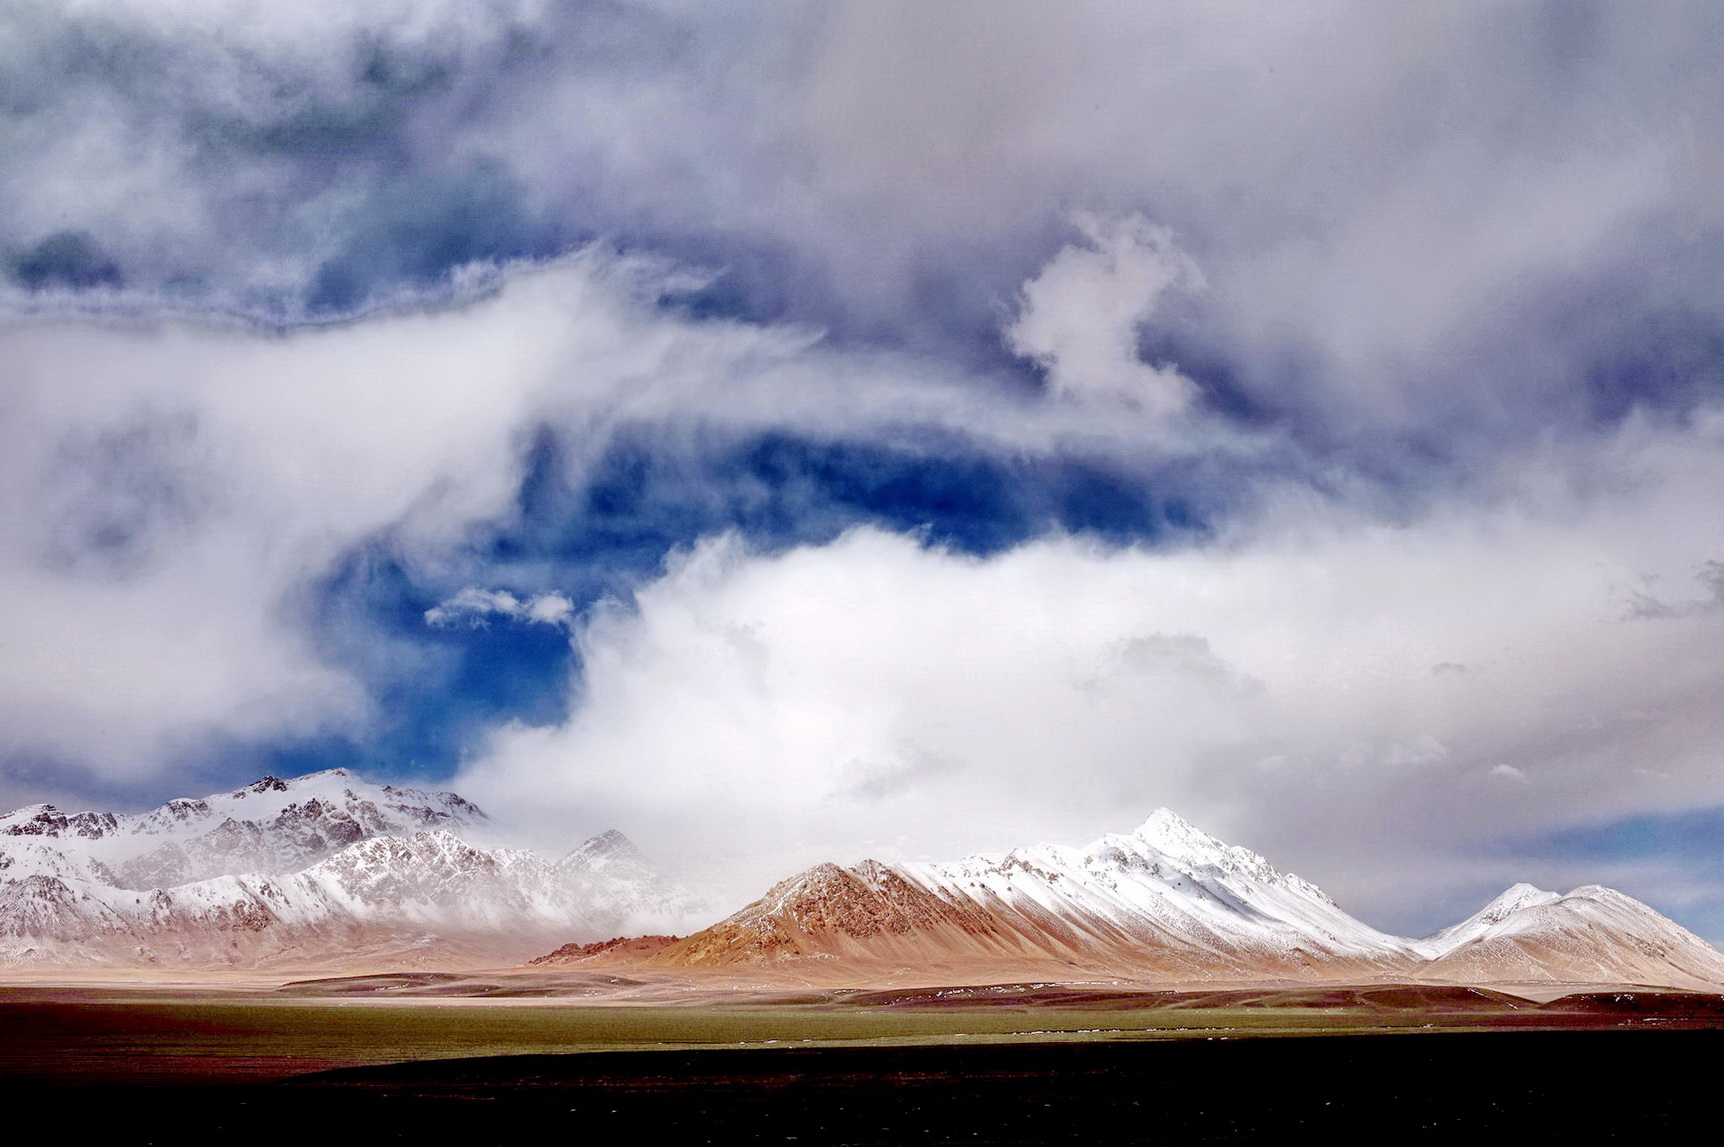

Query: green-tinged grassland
[[2, 980, 1720, 1085]]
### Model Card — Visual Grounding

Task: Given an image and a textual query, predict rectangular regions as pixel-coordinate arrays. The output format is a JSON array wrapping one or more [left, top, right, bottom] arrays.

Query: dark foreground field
[[2, 1030, 1716, 1144], [2, 983, 1720, 1144]]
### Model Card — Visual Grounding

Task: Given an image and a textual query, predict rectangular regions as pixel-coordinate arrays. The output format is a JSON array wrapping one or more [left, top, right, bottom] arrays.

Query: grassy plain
[[3, 977, 1723, 1143], [2, 976, 1719, 1085]]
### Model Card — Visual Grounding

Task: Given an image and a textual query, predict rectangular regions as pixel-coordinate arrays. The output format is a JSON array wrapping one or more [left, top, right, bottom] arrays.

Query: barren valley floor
[[2, 974, 1720, 1143]]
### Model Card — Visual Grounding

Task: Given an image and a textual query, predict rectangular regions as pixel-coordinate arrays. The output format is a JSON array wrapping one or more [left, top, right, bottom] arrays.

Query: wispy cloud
[[426, 588, 574, 629]]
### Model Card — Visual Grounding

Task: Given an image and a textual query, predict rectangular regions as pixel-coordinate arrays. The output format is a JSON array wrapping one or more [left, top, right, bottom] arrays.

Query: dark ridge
[[1546, 990, 1724, 1016], [276, 971, 470, 994]]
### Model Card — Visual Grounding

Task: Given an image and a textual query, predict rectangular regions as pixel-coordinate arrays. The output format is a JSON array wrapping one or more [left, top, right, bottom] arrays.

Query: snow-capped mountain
[[555, 829, 704, 927], [0, 769, 484, 888], [0, 771, 703, 969], [9, 781, 1720, 989], [1413, 882, 1724, 991], [653, 809, 1424, 981], [645, 810, 1724, 990]]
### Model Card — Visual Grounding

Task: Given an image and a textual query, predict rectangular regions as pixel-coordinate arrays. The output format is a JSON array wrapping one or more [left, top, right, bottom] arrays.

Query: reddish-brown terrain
[[528, 934, 682, 966], [575, 813, 1724, 992]]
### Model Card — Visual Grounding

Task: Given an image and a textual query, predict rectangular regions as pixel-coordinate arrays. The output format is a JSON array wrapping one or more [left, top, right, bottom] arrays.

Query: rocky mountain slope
[[0, 771, 702, 969]]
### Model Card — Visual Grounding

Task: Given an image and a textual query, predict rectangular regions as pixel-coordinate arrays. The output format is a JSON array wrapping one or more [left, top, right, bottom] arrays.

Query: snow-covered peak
[[1108, 809, 1303, 889], [560, 829, 645, 873], [138, 769, 484, 830], [1131, 807, 1233, 863], [1564, 884, 1627, 904], [0, 803, 121, 841], [1479, 882, 1561, 921], [1413, 881, 1724, 987], [1, 803, 55, 821], [0, 769, 492, 890], [0, 772, 709, 968], [0, 804, 61, 833], [1416, 883, 1572, 955], [668, 807, 1424, 972]]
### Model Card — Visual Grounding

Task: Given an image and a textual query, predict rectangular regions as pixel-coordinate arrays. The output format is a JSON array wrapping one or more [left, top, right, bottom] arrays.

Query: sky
[[5, 0, 1724, 938]]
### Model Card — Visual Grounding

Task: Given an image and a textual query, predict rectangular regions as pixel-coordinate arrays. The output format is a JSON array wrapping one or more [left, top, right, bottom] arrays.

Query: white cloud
[[426, 588, 574, 628], [459, 414, 1724, 930], [780, 2, 1724, 432], [11, 1, 1724, 444], [1006, 213, 1201, 414], [0, 254, 801, 779], [0, 247, 1250, 790]]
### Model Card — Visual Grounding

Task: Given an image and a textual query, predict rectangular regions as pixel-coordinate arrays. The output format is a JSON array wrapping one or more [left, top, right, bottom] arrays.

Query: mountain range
[[610, 809, 1724, 991], [3, 770, 1722, 990], [0, 769, 701, 969]]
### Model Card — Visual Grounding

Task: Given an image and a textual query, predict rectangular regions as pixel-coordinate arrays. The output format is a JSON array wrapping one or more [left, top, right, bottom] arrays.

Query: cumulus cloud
[[1007, 213, 1201, 414], [458, 413, 1724, 930]]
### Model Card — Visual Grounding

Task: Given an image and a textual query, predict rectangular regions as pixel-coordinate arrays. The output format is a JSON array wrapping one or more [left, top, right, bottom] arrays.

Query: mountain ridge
[[623, 809, 1724, 991], [0, 771, 702, 969], [0, 768, 488, 889], [5, 779, 1721, 990]]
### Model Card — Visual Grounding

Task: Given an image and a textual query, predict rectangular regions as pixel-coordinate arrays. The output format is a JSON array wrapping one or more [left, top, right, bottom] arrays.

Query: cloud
[[458, 413, 1724, 931], [7, 2, 1724, 939], [1006, 213, 1201, 414], [426, 588, 575, 629], [0, 254, 777, 781], [0, 244, 1264, 795], [8, 0, 1724, 455]]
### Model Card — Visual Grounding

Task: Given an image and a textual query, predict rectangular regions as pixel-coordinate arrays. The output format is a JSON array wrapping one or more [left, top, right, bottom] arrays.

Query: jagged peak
[[850, 858, 901, 883], [0, 805, 72, 838], [1, 769, 485, 839], [755, 861, 859, 899], [796, 860, 858, 884], [584, 828, 635, 852], [560, 829, 645, 871], [1131, 808, 1234, 863]]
